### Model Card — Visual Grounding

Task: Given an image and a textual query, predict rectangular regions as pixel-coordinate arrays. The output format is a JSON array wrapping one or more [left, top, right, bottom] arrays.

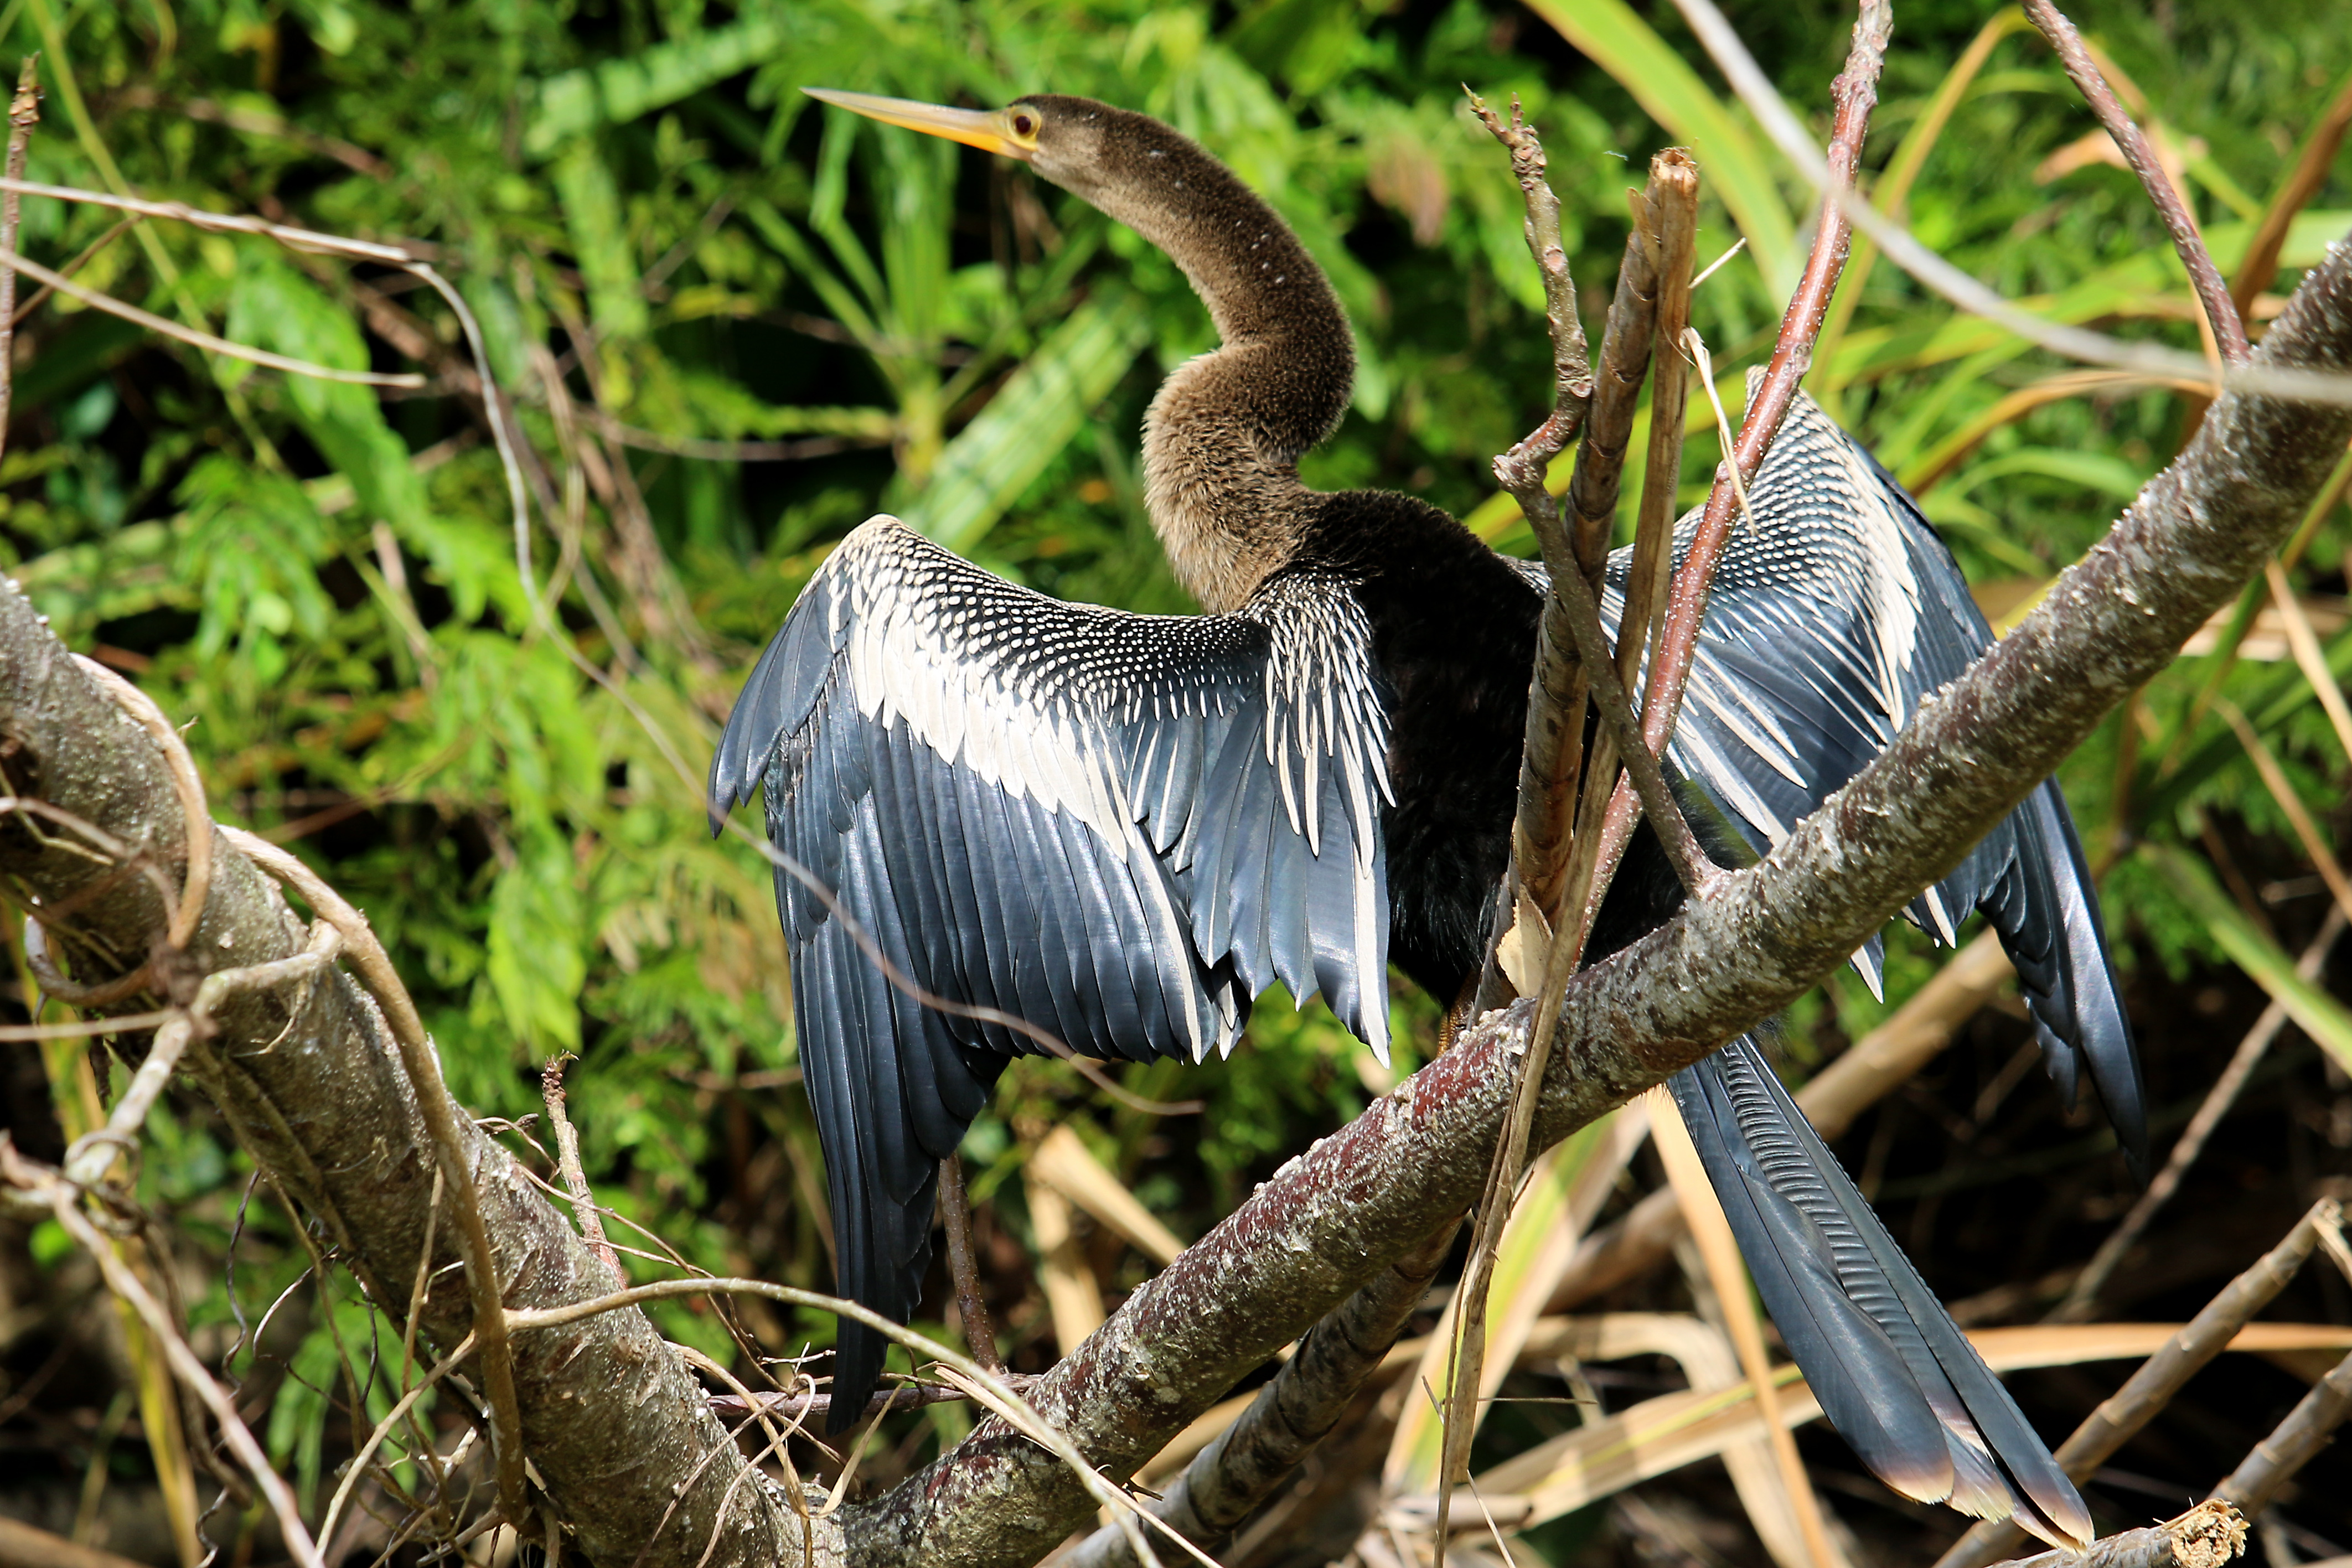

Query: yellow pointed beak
[[803, 88, 1035, 161]]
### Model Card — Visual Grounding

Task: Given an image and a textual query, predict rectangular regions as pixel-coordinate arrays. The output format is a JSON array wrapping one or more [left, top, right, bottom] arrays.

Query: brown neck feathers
[[1027, 98, 1354, 612]]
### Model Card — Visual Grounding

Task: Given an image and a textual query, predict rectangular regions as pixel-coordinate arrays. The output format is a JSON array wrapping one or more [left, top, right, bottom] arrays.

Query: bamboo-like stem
[[1938, 1205, 2337, 1568], [1617, 153, 1702, 695], [2214, 1342, 2352, 1514], [1586, 0, 1893, 898], [1981, 1502, 2245, 1568]]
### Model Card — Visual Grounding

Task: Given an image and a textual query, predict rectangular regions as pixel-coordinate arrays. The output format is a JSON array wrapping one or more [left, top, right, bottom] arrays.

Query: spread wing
[[1605, 393, 2141, 1157], [710, 516, 1392, 1425], [1589, 395, 2139, 1543]]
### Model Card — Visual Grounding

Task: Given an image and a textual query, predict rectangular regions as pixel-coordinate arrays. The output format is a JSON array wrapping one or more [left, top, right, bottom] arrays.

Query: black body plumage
[[713, 91, 2137, 1544]]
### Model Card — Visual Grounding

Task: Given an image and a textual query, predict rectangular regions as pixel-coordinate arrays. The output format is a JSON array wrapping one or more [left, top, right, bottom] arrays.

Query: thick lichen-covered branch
[[841, 235, 2352, 1568], [0, 584, 818, 1568]]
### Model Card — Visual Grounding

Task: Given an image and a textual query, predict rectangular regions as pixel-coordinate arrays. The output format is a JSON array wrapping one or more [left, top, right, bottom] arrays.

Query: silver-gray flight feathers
[[715, 397, 2132, 1549]]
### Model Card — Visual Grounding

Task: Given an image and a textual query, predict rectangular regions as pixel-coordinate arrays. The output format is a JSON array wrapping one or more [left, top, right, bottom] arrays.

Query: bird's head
[[802, 89, 1173, 212]]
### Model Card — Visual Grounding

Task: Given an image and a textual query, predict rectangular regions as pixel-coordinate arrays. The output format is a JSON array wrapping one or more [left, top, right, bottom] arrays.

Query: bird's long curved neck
[[1081, 122, 1354, 612]]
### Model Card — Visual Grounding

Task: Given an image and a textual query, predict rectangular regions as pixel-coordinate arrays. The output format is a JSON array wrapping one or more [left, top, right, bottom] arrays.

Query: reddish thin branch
[[2022, 0, 2249, 366], [938, 1153, 1004, 1374], [1590, 0, 1893, 889], [2233, 70, 2352, 320]]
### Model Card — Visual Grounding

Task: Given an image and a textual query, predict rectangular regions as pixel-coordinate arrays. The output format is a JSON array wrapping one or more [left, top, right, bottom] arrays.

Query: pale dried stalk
[[1664, 0, 2352, 408], [7, 1151, 324, 1568], [2265, 559, 2352, 760], [2216, 705, 2352, 924], [1651, 1089, 1841, 1568], [2213, 1336, 2352, 1514], [0, 173, 418, 261], [1941, 1203, 2339, 1568], [1617, 154, 1702, 693]]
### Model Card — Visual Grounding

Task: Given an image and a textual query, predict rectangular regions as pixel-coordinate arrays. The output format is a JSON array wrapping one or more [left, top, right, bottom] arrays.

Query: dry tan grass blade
[[1030, 1124, 1186, 1266], [1650, 1087, 1846, 1568]]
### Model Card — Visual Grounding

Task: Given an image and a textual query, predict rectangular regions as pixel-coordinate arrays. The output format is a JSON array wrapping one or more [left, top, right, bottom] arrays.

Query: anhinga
[[712, 89, 2141, 1543]]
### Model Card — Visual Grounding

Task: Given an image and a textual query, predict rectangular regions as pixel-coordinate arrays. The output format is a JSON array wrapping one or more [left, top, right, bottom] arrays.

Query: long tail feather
[[1671, 1038, 2091, 1547]]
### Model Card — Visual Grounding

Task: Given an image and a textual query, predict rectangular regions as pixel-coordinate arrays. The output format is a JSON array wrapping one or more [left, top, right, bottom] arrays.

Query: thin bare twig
[[0, 240, 425, 386], [2, 1148, 325, 1568], [591, 414, 878, 464], [0, 173, 417, 262], [1940, 1204, 2338, 1568], [1469, 89, 1596, 974], [936, 1153, 1002, 1374], [503, 1275, 1180, 1568], [705, 1377, 1022, 1425], [217, 824, 532, 1522], [2021, 0, 2248, 366], [1586, 0, 1892, 900], [1661, 0, 2352, 410], [542, 1055, 621, 1287], [58, 919, 343, 1194], [1644, 0, 1890, 759], [11, 215, 138, 327], [0, 58, 38, 466]]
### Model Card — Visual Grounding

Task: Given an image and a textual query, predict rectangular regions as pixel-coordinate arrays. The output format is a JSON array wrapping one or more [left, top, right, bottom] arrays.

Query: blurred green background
[[1, 0, 2349, 1557]]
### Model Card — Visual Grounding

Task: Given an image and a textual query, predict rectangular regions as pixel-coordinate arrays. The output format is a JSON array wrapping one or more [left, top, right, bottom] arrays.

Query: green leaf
[[224, 249, 429, 533], [2146, 842, 2352, 1071], [906, 292, 1154, 553], [527, 8, 802, 157], [554, 142, 651, 343], [487, 840, 590, 1055], [1519, 0, 1798, 296]]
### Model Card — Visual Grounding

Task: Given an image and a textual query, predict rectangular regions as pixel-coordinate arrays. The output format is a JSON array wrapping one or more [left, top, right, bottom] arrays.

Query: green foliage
[[9, 0, 2349, 1499]]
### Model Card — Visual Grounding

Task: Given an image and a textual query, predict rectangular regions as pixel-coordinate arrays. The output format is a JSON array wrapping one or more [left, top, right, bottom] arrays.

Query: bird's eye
[[1011, 111, 1037, 137]]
